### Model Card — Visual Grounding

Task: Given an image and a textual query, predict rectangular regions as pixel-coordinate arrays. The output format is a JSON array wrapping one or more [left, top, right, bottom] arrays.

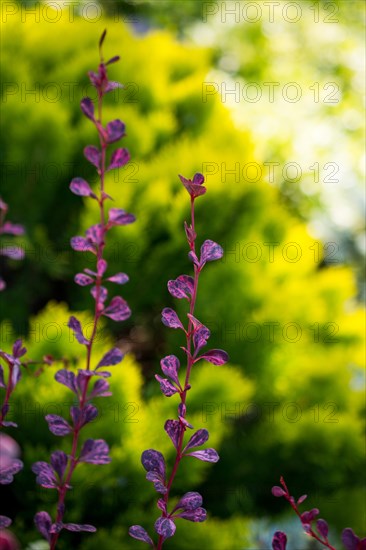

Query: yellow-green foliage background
[[0, 1, 365, 548]]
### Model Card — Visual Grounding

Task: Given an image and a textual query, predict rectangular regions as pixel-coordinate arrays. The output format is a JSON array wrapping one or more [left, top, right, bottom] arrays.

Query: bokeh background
[[0, 0, 365, 548]]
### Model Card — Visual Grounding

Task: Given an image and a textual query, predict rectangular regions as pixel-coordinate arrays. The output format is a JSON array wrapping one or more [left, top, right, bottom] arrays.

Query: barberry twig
[[32, 30, 134, 548], [272, 477, 366, 550], [130, 173, 228, 548]]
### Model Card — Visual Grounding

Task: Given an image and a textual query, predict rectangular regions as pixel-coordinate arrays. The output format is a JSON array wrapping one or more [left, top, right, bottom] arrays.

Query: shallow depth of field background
[[0, 0, 365, 548]]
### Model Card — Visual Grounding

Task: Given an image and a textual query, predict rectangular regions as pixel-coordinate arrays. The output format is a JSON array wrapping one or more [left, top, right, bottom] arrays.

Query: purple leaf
[[45, 414, 72, 436], [154, 517, 176, 540], [179, 173, 206, 199], [173, 492, 203, 512], [186, 448, 219, 463], [161, 308, 184, 330], [63, 523, 97, 532], [89, 379, 112, 399], [10, 363, 21, 390], [1, 245, 24, 260], [146, 471, 167, 494], [97, 259, 107, 276], [107, 208, 136, 226], [108, 148, 130, 170], [76, 370, 93, 395], [187, 314, 205, 331], [129, 525, 154, 546], [105, 80, 123, 92], [97, 348, 124, 368], [34, 511, 52, 542], [55, 369, 77, 395], [160, 355, 180, 386], [0, 515, 12, 528], [50, 451, 68, 481], [75, 273, 94, 286], [70, 404, 98, 429], [12, 339, 26, 358], [179, 415, 193, 429], [200, 239, 224, 265], [167, 275, 194, 300], [106, 120, 125, 143], [79, 439, 111, 464], [188, 250, 199, 266], [88, 70, 99, 88], [316, 519, 329, 538], [91, 285, 108, 309], [0, 458, 23, 484], [1, 221, 24, 235], [272, 486, 286, 498], [184, 222, 197, 244], [192, 173, 204, 185], [300, 508, 319, 524], [141, 449, 166, 479], [84, 145, 101, 168], [164, 419, 182, 450], [106, 55, 120, 65], [342, 529, 361, 550], [103, 296, 131, 321], [177, 507, 207, 522], [157, 499, 167, 513], [86, 224, 104, 246], [297, 494, 307, 504], [184, 429, 209, 451], [68, 316, 89, 345], [70, 177, 96, 198], [1, 403, 9, 420], [196, 349, 228, 365], [155, 375, 179, 397], [107, 272, 129, 284], [91, 370, 111, 378], [32, 462, 57, 488], [1, 420, 17, 428], [80, 97, 95, 120], [272, 531, 287, 550], [0, 351, 13, 366], [70, 236, 95, 254], [193, 325, 211, 354]]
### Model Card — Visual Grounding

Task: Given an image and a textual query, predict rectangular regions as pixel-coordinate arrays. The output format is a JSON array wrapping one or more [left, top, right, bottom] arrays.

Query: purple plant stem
[[280, 477, 336, 550], [49, 77, 108, 550], [156, 198, 199, 550]]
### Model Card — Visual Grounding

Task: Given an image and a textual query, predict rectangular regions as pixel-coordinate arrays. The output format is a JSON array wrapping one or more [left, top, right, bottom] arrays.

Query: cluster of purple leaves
[[0, 198, 25, 291], [0, 243, 27, 545], [0, 340, 27, 529], [0, 340, 26, 429], [0, 332, 56, 537], [129, 173, 228, 549], [272, 477, 366, 549], [32, 30, 134, 548]]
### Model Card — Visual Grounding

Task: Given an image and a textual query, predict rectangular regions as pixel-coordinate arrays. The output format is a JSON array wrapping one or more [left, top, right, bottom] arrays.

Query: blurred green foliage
[[0, 1, 365, 547]]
